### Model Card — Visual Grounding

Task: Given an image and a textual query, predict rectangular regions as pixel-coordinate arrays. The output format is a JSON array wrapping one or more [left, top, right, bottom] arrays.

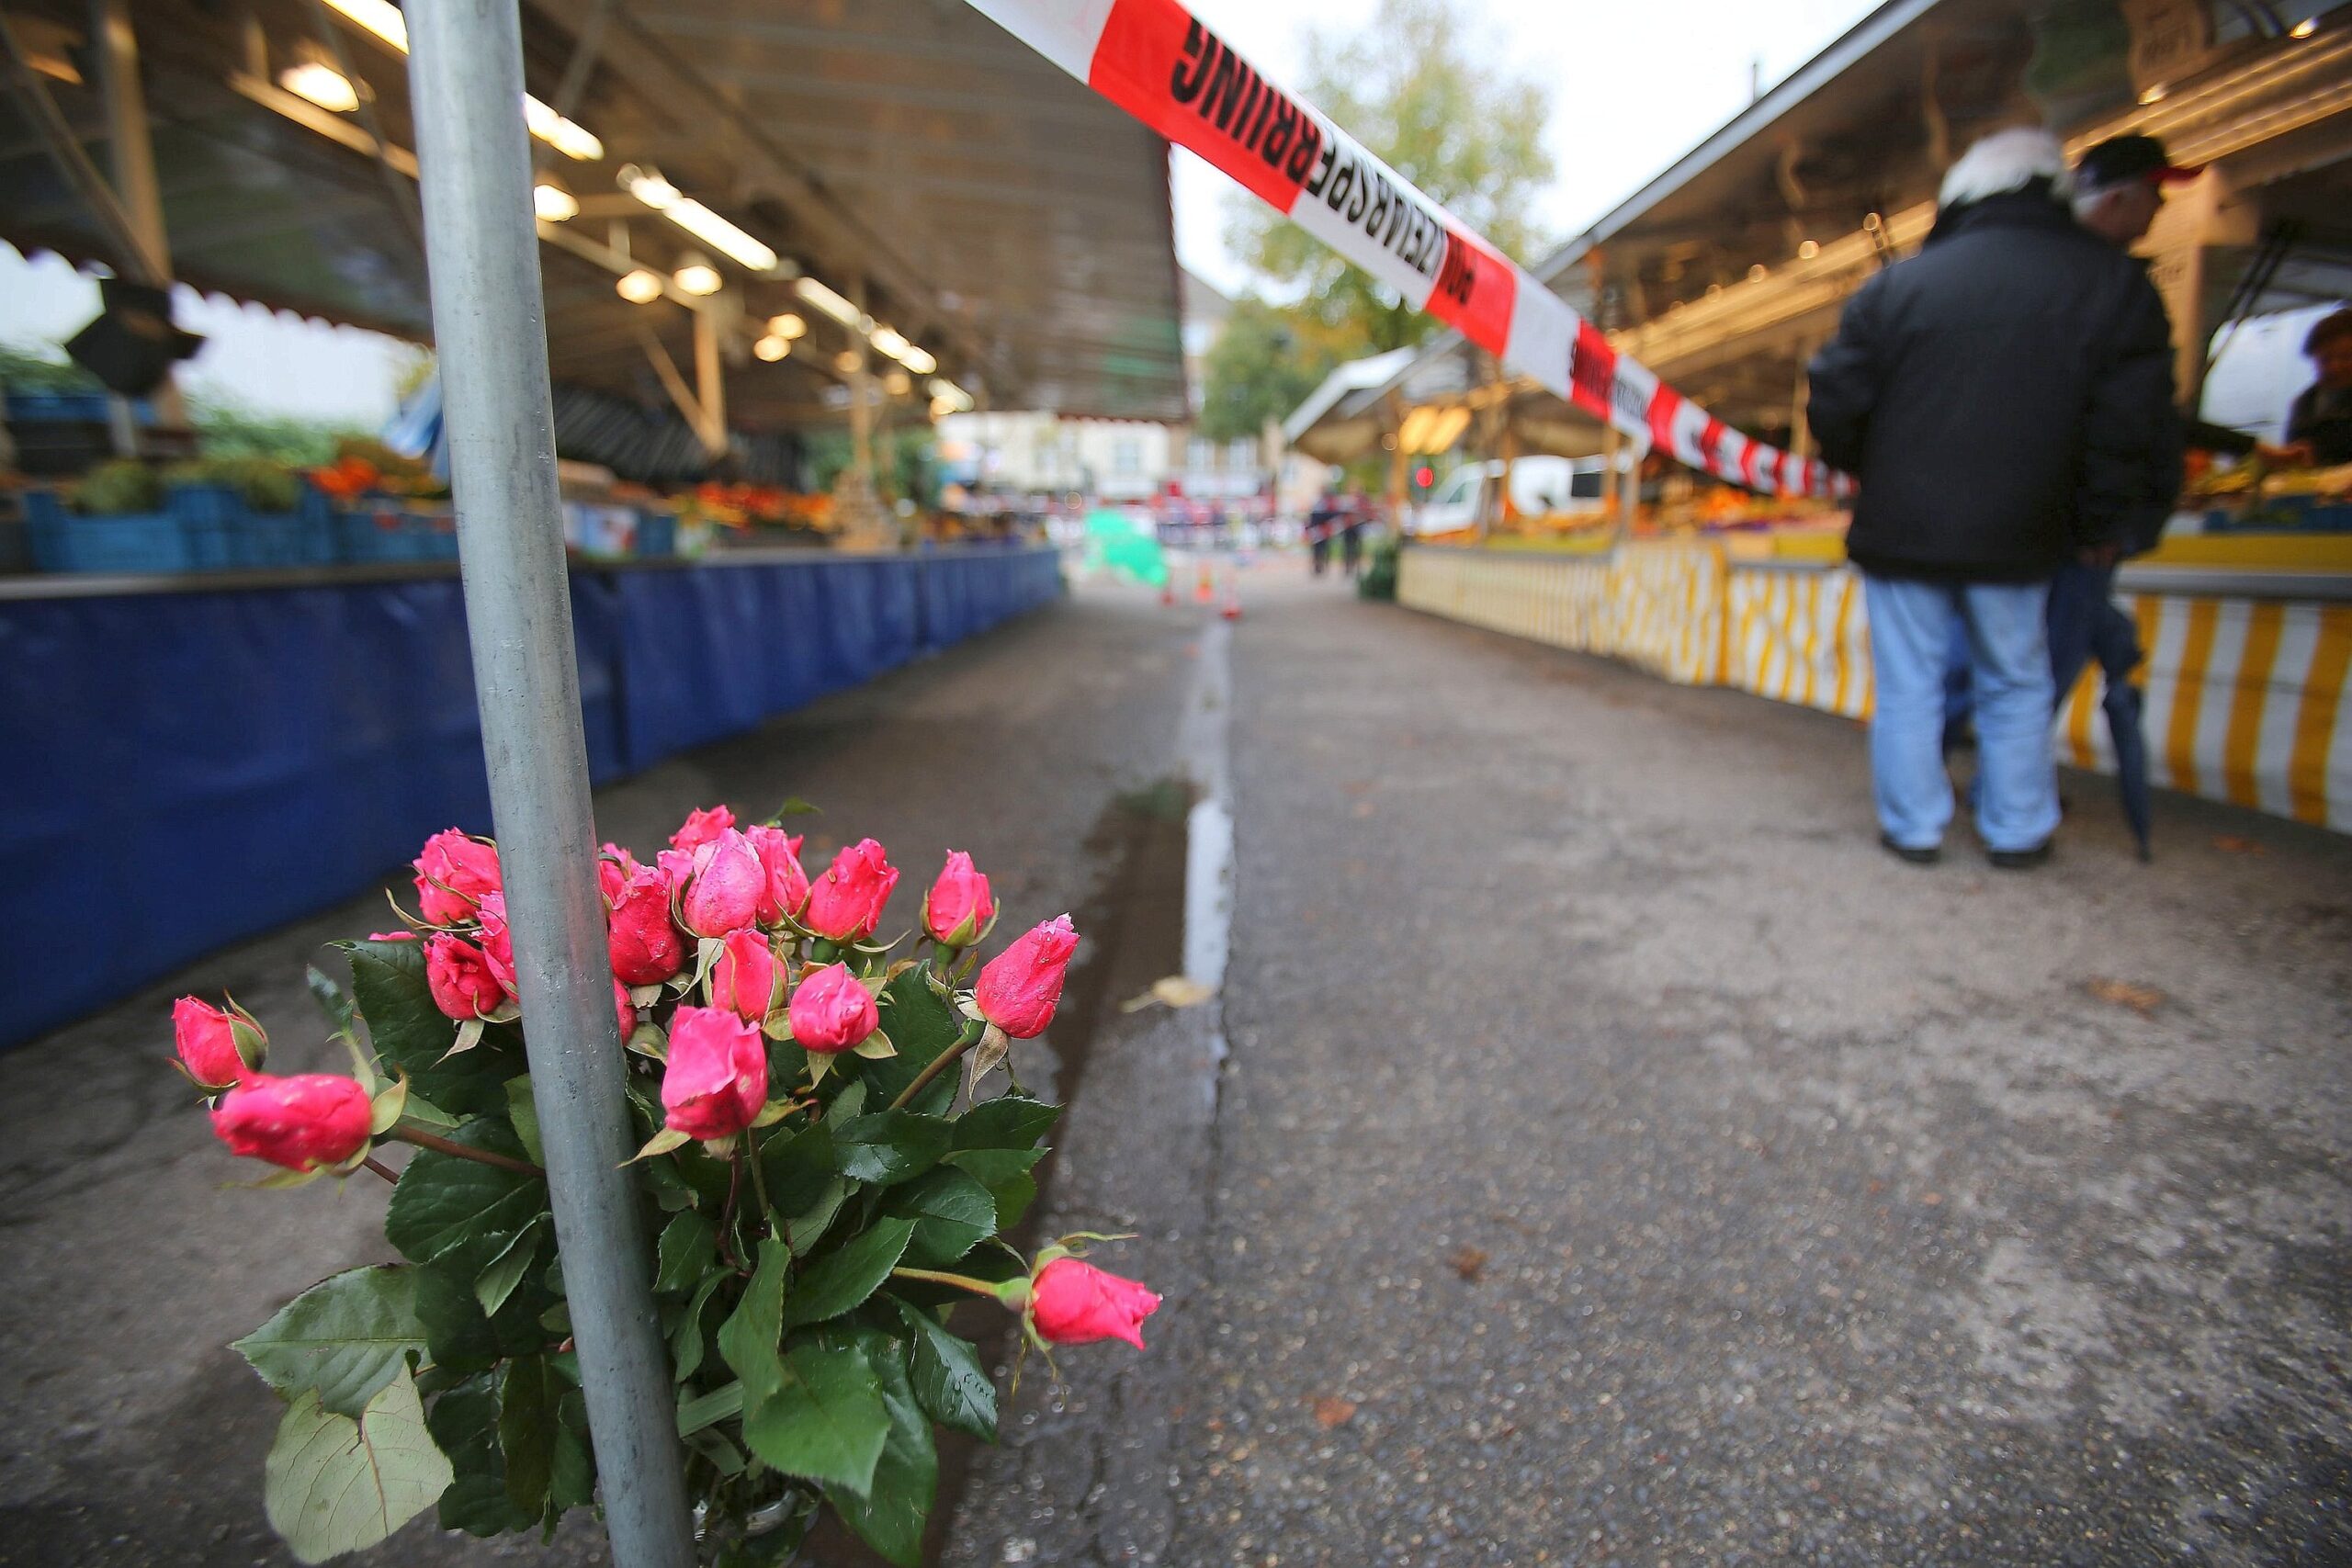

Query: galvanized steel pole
[[402, 3, 695, 1563]]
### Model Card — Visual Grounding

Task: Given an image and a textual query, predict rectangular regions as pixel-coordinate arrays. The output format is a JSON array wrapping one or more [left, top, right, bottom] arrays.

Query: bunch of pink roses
[[175, 805, 1153, 1566]]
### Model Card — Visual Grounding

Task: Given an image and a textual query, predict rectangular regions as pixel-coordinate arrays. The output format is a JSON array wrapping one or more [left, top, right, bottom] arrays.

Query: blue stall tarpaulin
[[0, 547, 1061, 1049]]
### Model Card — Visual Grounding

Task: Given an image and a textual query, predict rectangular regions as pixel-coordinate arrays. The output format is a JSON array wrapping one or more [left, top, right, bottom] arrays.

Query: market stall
[[1371, 0, 2352, 834]]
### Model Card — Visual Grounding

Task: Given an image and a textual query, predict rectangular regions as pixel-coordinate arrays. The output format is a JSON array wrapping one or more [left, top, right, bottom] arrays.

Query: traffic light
[[1412, 464, 1435, 491]]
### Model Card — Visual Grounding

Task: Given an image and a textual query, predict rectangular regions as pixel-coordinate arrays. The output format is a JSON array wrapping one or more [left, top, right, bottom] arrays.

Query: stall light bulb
[[2139, 83, 2167, 105], [616, 268, 664, 304], [834, 349, 862, 374], [753, 334, 791, 362], [898, 344, 937, 376], [322, 0, 407, 51], [673, 258, 723, 297], [1747, 263, 1770, 281], [522, 96, 603, 161], [870, 326, 910, 360], [884, 369, 912, 396], [618, 166, 777, 273], [279, 62, 359, 113], [2290, 17, 2316, 37], [1797, 239, 1821, 260], [796, 276, 863, 327], [321, 0, 604, 159], [533, 182, 579, 221], [767, 312, 807, 340]]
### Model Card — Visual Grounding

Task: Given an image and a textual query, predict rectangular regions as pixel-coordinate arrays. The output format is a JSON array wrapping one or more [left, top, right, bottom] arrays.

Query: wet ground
[[4, 564, 2347, 1567]]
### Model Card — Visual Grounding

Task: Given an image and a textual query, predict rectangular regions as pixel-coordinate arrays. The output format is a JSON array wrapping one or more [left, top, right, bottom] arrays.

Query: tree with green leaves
[[1196, 298, 1345, 443], [1227, 0, 1555, 355]]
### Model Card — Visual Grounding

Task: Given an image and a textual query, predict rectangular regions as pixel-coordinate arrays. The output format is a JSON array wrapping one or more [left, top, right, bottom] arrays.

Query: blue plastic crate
[[636, 511, 679, 558], [334, 503, 460, 563], [24, 490, 194, 573], [2, 390, 156, 423]]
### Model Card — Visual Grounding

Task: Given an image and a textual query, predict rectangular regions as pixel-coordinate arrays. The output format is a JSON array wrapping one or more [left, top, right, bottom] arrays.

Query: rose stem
[[890, 1266, 1009, 1300], [388, 1122, 545, 1176], [362, 1156, 401, 1184], [888, 1019, 987, 1111]]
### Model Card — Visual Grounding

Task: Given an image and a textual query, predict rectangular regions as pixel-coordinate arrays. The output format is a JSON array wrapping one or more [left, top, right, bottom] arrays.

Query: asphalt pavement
[[3, 561, 2346, 1568]]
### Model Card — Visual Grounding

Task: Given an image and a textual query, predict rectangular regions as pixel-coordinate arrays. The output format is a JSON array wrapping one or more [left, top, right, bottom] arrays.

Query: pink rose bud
[[606, 864, 686, 985], [661, 1006, 767, 1140], [597, 842, 642, 901], [209, 1073, 375, 1172], [424, 933, 507, 1021], [364, 931, 418, 942], [1029, 1257, 1160, 1349], [922, 851, 995, 946], [670, 805, 736, 853], [681, 829, 763, 939], [746, 826, 812, 926], [173, 996, 264, 1090], [786, 962, 878, 1054], [710, 929, 781, 1023], [475, 893, 516, 991], [975, 915, 1079, 1038], [614, 977, 636, 1042], [655, 845, 696, 891], [804, 839, 899, 943], [413, 829, 503, 926]]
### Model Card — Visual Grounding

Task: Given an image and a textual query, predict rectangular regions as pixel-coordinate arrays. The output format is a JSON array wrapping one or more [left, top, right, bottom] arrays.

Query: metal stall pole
[[401, 2, 695, 1564]]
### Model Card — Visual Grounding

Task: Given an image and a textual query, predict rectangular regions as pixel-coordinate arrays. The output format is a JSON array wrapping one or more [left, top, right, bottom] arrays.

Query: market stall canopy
[[1351, 0, 2352, 449], [0, 0, 1189, 431]]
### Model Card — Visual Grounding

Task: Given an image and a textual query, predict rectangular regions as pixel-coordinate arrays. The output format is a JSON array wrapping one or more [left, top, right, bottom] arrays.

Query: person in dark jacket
[[1808, 127, 2180, 868], [2278, 309, 2352, 468]]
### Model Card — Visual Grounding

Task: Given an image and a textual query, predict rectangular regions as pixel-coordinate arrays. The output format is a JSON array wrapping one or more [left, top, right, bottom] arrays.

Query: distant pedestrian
[[1808, 127, 2180, 869], [1306, 489, 1340, 577]]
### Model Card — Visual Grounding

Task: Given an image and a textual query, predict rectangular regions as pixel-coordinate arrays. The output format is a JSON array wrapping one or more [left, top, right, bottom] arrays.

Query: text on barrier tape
[[967, 0, 1854, 501]]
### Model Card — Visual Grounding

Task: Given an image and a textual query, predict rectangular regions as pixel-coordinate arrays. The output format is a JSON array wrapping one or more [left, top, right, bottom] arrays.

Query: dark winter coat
[[1806, 188, 2183, 581]]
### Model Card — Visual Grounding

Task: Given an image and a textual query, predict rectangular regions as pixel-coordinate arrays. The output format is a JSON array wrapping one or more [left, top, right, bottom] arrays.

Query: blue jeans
[[1864, 574, 2060, 853]]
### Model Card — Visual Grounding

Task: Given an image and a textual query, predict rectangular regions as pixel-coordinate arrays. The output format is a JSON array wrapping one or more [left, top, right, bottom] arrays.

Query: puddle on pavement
[[808, 776, 1193, 1568]]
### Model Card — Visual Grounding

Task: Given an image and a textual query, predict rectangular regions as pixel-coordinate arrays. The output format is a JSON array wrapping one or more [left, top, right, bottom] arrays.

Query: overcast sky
[[1172, 0, 1886, 295]]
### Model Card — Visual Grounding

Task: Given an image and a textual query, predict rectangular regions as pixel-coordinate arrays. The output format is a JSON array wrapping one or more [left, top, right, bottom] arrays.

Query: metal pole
[[401, 4, 695, 1565], [90, 0, 186, 434]]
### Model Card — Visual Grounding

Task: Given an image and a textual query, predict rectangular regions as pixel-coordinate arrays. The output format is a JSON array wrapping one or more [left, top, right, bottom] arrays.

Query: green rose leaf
[[475, 1218, 549, 1319], [784, 1176, 848, 1258], [781, 1217, 916, 1331], [891, 1297, 998, 1442], [672, 1271, 725, 1385], [675, 1379, 744, 1437], [833, 1111, 951, 1187], [884, 1168, 997, 1266], [232, 1266, 426, 1418], [263, 1368, 453, 1564], [993, 1173, 1038, 1231], [821, 1337, 937, 1566], [951, 1094, 1060, 1151], [427, 1376, 534, 1537], [413, 1255, 555, 1375], [939, 1147, 1046, 1187], [866, 968, 967, 1113], [346, 944, 509, 1116], [385, 1121, 546, 1275], [498, 1354, 560, 1521], [718, 1236, 793, 1411], [549, 1423, 595, 1516], [740, 1341, 889, 1494], [655, 1210, 718, 1293], [758, 1118, 838, 1216], [503, 1077, 545, 1166]]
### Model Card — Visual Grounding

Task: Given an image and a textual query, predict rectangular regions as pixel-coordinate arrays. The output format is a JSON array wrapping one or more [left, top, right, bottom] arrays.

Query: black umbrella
[[2091, 601, 2154, 860]]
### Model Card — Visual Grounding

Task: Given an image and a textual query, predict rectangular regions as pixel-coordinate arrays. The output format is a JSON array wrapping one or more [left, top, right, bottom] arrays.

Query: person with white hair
[[1806, 126, 2180, 869]]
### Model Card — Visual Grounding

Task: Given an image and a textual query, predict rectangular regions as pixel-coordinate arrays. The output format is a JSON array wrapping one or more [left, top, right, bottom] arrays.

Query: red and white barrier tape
[[968, 0, 1854, 500]]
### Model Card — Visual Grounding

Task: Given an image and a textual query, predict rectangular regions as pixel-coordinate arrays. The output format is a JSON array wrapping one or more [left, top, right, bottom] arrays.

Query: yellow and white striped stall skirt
[[1399, 542, 2352, 832]]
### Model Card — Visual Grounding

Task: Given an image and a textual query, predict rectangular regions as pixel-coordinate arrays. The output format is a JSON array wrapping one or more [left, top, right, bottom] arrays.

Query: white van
[[1409, 456, 1609, 536]]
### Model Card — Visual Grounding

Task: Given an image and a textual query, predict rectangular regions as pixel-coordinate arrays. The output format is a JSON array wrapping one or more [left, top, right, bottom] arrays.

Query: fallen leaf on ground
[[1309, 1395, 1357, 1429], [1118, 975, 1216, 1013], [2086, 976, 2168, 1016], [2213, 835, 2266, 855], [1448, 1245, 1488, 1282]]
